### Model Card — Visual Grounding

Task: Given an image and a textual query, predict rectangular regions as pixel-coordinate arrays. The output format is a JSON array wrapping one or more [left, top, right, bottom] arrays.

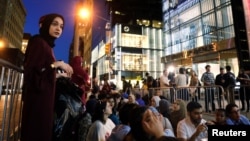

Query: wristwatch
[[51, 63, 55, 69]]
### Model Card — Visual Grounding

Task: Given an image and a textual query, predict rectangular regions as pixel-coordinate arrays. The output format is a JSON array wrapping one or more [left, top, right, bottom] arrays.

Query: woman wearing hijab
[[70, 56, 90, 104], [169, 99, 187, 136], [21, 13, 73, 141], [158, 99, 171, 119], [150, 95, 161, 109]]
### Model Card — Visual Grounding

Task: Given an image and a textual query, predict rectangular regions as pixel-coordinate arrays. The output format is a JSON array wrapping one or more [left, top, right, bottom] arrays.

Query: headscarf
[[151, 95, 161, 107], [158, 99, 171, 119], [39, 13, 64, 47], [70, 56, 89, 87], [169, 99, 186, 135]]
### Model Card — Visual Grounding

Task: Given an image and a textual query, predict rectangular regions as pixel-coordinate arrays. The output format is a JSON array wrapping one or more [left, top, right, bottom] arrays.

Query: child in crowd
[[206, 108, 226, 125]]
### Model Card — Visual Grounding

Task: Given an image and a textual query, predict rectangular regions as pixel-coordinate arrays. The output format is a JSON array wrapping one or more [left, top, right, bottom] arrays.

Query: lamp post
[[73, 4, 89, 57], [0, 40, 5, 48]]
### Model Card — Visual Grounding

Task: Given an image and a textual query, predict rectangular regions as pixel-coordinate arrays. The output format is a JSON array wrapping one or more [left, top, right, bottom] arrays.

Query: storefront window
[[201, 0, 214, 13], [216, 6, 233, 27]]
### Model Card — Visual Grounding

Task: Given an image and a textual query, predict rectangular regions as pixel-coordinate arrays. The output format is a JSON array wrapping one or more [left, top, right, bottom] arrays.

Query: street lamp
[[0, 40, 5, 48], [73, 5, 89, 57]]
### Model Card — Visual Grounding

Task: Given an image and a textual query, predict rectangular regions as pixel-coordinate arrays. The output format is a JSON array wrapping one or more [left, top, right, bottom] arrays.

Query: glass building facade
[[162, 0, 239, 77], [94, 24, 164, 89]]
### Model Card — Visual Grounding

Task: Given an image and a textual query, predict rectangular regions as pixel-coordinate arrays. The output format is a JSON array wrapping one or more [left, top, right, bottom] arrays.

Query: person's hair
[[129, 106, 150, 141], [89, 94, 96, 99], [220, 67, 224, 71], [98, 93, 107, 100], [216, 108, 226, 114], [225, 65, 231, 71], [205, 65, 211, 69], [92, 100, 108, 123], [179, 67, 185, 74], [225, 103, 238, 117], [119, 103, 139, 125], [186, 101, 202, 112]]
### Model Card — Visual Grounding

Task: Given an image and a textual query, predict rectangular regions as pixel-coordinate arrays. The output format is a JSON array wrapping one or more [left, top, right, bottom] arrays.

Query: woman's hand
[[53, 61, 73, 77], [142, 109, 165, 138]]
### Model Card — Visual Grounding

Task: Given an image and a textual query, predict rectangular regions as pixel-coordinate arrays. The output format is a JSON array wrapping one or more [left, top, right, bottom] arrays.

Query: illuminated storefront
[[92, 24, 164, 89], [161, 0, 242, 77]]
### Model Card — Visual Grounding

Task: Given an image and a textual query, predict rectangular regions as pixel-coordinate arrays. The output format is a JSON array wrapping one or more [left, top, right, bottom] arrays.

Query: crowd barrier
[[0, 59, 23, 141], [133, 85, 250, 118]]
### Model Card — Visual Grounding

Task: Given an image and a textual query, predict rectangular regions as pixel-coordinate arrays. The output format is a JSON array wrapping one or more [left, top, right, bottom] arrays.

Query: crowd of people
[[21, 12, 250, 141]]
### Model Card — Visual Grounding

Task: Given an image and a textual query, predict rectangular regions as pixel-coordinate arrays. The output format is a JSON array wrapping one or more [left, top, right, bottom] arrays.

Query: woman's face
[[172, 101, 180, 111], [104, 102, 113, 116], [151, 98, 156, 107], [49, 17, 63, 38]]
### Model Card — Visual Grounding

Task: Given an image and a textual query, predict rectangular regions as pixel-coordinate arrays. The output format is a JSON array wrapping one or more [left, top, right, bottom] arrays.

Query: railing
[[0, 58, 23, 141], [133, 85, 249, 118]]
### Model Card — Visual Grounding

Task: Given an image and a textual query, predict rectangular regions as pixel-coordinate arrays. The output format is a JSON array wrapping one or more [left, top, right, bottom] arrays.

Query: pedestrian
[[201, 65, 215, 112], [236, 68, 250, 112], [223, 65, 236, 104], [215, 67, 226, 108], [21, 13, 73, 141]]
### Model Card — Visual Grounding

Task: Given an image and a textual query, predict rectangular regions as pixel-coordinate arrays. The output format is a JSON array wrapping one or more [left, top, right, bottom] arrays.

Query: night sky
[[22, 0, 77, 63]]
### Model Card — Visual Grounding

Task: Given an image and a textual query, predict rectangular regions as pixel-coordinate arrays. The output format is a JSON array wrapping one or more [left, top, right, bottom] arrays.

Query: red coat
[[21, 35, 56, 141], [70, 56, 89, 103]]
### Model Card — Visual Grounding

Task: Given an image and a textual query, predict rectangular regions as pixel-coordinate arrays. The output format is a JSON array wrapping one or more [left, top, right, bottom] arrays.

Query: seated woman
[[86, 100, 115, 141], [124, 106, 175, 141]]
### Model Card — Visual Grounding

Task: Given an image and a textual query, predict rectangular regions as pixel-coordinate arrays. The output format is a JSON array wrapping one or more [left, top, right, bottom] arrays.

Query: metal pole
[[73, 22, 79, 57]]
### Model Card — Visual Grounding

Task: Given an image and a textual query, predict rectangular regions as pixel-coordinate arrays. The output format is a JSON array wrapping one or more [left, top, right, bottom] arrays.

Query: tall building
[[161, 0, 250, 78], [0, 0, 26, 49], [91, 0, 163, 88]]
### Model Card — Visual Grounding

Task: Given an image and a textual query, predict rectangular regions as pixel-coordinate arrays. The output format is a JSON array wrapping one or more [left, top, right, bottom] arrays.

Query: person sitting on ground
[[150, 95, 161, 109], [106, 94, 120, 125], [149, 106, 175, 137], [225, 103, 250, 125], [128, 93, 138, 105], [124, 106, 174, 141], [158, 99, 172, 119], [135, 92, 146, 106], [86, 100, 115, 141], [107, 103, 139, 141], [176, 101, 207, 141], [169, 99, 187, 136], [206, 108, 226, 125]]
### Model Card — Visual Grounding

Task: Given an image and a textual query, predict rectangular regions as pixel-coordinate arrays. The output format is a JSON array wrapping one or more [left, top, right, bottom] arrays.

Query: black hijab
[[39, 13, 64, 47]]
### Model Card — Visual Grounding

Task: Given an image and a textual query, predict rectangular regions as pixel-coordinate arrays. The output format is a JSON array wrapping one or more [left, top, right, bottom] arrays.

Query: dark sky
[[22, 0, 77, 63]]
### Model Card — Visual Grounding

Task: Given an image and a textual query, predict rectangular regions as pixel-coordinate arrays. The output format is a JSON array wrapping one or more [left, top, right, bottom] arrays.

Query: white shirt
[[160, 74, 169, 88], [175, 74, 187, 87], [86, 118, 115, 141], [177, 117, 207, 141]]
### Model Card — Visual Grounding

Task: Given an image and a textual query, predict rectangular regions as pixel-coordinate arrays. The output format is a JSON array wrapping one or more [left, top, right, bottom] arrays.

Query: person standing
[[201, 65, 215, 112], [160, 69, 170, 100], [236, 68, 250, 112], [215, 67, 226, 108], [70, 56, 90, 104], [175, 67, 188, 101], [21, 13, 73, 141], [189, 70, 199, 102], [223, 65, 236, 104]]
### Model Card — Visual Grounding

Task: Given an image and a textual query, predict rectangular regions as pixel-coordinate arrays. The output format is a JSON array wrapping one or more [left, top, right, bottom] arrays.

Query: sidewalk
[[185, 98, 250, 121]]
